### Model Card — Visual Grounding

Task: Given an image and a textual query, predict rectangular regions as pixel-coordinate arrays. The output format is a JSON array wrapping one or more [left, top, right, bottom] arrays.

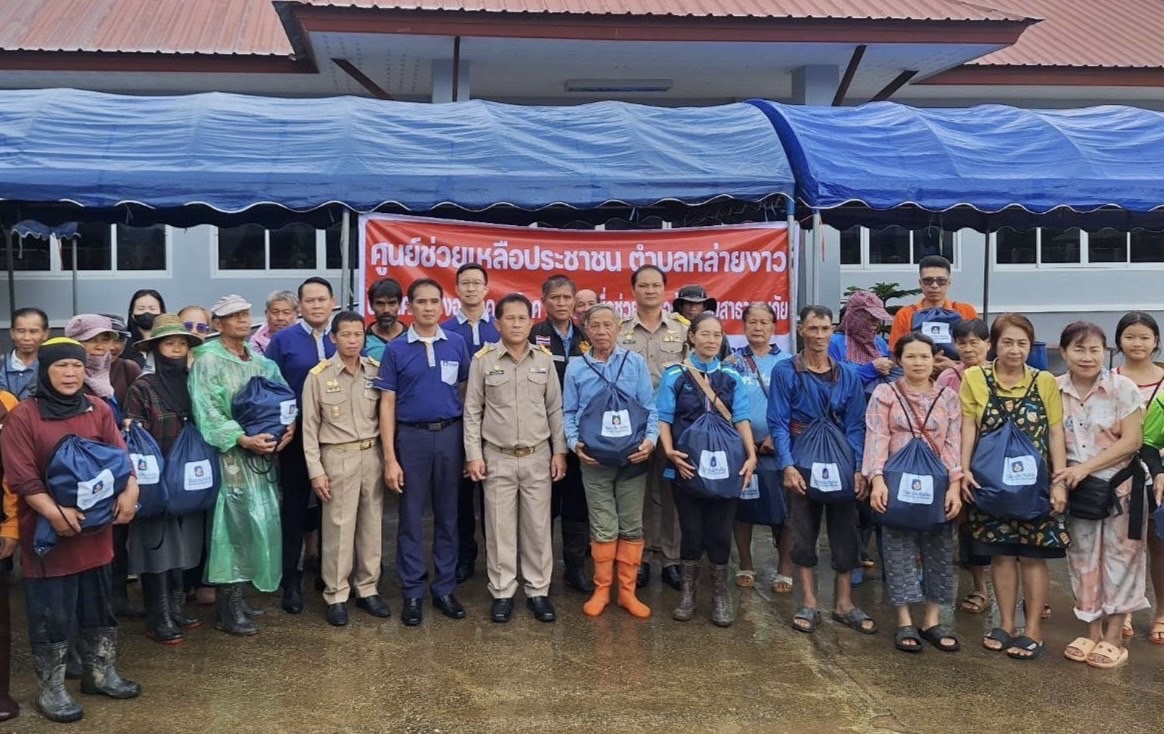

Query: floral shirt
[[862, 381, 963, 483], [935, 363, 966, 393], [1057, 370, 1143, 487]]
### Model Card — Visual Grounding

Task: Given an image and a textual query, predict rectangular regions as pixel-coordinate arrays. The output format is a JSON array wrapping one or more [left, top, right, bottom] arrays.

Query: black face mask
[[133, 313, 157, 330]]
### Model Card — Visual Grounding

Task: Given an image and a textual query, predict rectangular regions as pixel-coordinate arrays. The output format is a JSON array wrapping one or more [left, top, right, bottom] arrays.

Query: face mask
[[133, 313, 157, 330]]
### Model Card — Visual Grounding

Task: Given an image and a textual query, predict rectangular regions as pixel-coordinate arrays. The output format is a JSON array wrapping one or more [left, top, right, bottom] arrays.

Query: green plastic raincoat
[[189, 339, 286, 592]]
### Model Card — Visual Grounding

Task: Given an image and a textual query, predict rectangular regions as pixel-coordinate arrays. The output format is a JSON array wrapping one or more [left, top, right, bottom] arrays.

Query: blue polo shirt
[[441, 310, 499, 350], [267, 319, 336, 401], [375, 326, 470, 423], [766, 356, 867, 470]]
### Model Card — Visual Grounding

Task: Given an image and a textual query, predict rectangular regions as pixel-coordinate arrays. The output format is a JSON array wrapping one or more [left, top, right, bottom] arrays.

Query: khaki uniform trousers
[[642, 449, 682, 567], [320, 443, 384, 605], [483, 443, 554, 599]]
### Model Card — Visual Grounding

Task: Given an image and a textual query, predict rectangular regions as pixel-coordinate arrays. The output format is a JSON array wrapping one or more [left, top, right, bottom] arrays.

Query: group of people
[[0, 255, 1162, 726]]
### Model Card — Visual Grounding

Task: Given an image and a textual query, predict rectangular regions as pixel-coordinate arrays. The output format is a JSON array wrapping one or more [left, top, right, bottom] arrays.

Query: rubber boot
[[240, 596, 267, 618], [166, 569, 203, 629], [32, 642, 83, 723], [110, 572, 144, 620], [562, 521, 595, 593], [710, 564, 735, 628], [281, 571, 304, 614], [141, 573, 182, 645], [0, 572, 20, 722], [215, 585, 258, 637], [581, 541, 617, 617], [65, 641, 82, 680], [614, 538, 651, 619], [672, 561, 700, 622], [79, 628, 140, 699]]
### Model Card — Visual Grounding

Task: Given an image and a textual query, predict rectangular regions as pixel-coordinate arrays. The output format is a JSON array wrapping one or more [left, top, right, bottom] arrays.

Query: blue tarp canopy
[[0, 89, 793, 227], [748, 100, 1164, 231]]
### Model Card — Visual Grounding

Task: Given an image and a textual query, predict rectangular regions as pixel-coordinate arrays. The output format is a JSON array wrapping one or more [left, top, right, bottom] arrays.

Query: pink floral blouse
[[862, 381, 964, 483], [1057, 370, 1143, 489], [935, 363, 965, 393]]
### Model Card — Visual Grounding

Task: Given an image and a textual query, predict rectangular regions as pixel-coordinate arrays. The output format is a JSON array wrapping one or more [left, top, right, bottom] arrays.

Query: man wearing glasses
[[887, 255, 978, 373], [441, 263, 500, 584]]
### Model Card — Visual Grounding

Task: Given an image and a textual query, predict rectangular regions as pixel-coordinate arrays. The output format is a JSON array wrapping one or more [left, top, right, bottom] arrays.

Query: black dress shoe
[[401, 598, 424, 626], [282, 581, 304, 614], [526, 596, 556, 623], [636, 563, 651, 589], [661, 564, 683, 591], [455, 561, 475, 584], [432, 593, 466, 619], [325, 603, 349, 627], [490, 597, 514, 623], [355, 595, 392, 618]]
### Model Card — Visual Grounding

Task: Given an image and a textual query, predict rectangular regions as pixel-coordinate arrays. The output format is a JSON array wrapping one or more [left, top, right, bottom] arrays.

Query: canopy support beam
[[332, 59, 393, 100], [832, 45, 866, 106], [869, 70, 918, 102]]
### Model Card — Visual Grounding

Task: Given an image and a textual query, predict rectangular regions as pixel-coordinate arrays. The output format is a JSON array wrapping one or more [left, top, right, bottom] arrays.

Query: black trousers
[[788, 492, 861, 572], [279, 429, 321, 582], [551, 453, 589, 524], [672, 486, 737, 565], [24, 565, 117, 647], [457, 476, 485, 564]]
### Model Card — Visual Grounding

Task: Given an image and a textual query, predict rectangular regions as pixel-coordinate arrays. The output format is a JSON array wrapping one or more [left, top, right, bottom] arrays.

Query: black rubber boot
[[561, 521, 595, 593], [142, 573, 182, 645], [32, 642, 83, 723], [65, 641, 82, 680], [281, 571, 304, 614], [0, 572, 20, 722], [79, 628, 140, 699], [672, 561, 700, 622], [710, 564, 735, 628], [166, 570, 202, 629], [215, 585, 258, 637], [110, 573, 144, 620]]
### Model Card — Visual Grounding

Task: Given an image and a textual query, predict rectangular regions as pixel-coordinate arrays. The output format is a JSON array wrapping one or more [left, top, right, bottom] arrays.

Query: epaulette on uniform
[[535, 344, 553, 357], [473, 344, 495, 359], [309, 359, 330, 375], [673, 313, 691, 326]]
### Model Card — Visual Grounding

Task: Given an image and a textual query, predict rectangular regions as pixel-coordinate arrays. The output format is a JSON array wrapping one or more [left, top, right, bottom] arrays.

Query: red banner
[[359, 215, 793, 347]]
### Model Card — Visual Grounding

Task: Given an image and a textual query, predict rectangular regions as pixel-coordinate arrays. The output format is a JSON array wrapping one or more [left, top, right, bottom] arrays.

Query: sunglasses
[[184, 322, 211, 334], [920, 277, 949, 287]]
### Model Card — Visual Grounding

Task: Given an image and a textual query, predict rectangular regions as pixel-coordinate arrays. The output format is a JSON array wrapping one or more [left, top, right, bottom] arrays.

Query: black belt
[[398, 417, 462, 432]]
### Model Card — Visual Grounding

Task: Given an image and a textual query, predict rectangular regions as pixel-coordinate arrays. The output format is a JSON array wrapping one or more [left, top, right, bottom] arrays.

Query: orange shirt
[[1, 390, 19, 540], [889, 299, 979, 350]]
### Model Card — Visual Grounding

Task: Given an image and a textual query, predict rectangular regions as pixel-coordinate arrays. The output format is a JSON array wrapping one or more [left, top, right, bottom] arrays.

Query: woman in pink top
[[864, 333, 963, 653], [1056, 322, 1145, 670]]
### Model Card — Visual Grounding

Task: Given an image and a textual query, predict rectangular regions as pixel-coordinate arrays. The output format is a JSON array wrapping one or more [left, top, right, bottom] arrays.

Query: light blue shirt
[[0, 350, 37, 400], [655, 355, 750, 426], [563, 346, 658, 452], [731, 346, 791, 441]]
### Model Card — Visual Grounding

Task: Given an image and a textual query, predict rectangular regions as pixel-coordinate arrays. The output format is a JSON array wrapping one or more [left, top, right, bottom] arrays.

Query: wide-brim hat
[[672, 284, 717, 314], [134, 313, 204, 353]]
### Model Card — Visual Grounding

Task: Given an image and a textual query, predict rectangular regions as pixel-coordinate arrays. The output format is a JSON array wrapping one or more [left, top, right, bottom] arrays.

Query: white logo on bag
[[131, 454, 161, 485], [811, 462, 842, 493], [897, 473, 934, 505], [740, 473, 760, 500], [699, 450, 730, 481], [601, 409, 632, 438], [77, 469, 115, 511], [279, 399, 298, 425], [922, 321, 952, 344], [1003, 455, 1038, 486], [184, 460, 214, 491]]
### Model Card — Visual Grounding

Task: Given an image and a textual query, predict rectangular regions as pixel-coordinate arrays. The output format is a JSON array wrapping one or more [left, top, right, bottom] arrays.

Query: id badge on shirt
[[440, 360, 460, 386]]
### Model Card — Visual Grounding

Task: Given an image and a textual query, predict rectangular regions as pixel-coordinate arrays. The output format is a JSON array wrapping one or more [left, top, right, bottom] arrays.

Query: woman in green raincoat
[[190, 295, 294, 636]]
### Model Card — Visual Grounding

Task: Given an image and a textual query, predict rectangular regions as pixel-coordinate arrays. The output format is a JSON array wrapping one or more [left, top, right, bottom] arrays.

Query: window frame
[[991, 228, 1164, 270], [6, 224, 173, 279], [839, 226, 962, 271], [211, 225, 345, 278]]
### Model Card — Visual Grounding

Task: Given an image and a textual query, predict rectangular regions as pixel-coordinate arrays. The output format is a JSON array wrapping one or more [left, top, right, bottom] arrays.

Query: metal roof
[[0, 0, 293, 55]]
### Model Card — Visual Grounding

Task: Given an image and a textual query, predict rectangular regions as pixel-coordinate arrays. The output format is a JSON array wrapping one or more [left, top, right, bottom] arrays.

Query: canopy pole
[[70, 235, 78, 315], [812, 210, 823, 307], [340, 210, 352, 309], [981, 227, 991, 323], [786, 197, 797, 321], [5, 230, 16, 321]]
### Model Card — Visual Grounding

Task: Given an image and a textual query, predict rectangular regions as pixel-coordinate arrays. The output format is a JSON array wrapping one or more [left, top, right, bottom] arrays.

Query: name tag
[[1003, 455, 1038, 486], [699, 450, 730, 481], [897, 473, 934, 505], [601, 410, 631, 437], [811, 462, 842, 493], [922, 322, 952, 344]]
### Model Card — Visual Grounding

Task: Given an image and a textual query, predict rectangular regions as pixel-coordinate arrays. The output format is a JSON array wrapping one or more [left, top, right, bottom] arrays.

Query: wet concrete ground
[[3, 522, 1163, 734]]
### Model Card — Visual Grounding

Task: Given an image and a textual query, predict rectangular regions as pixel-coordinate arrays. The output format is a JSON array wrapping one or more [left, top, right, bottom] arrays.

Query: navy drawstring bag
[[673, 368, 747, 500], [231, 376, 298, 442], [970, 378, 1051, 521], [124, 422, 167, 519], [791, 362, 856, 505], [577, 353, 650, 469], [910, 307, 963, 359], [162, 421, 220, 516], [877, 385, 950, 531], [737, 455, 787, 526], [35, 436, 133, 556]]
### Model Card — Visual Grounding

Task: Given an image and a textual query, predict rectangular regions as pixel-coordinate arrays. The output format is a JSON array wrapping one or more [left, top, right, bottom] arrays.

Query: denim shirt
[[562, 346, 658, 452]]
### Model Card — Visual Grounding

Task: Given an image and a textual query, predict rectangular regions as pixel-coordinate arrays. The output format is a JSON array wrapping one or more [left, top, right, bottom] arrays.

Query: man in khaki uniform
[[302, 312, 390, 627], [464, 294, 568, 624], [620, 264, 689, 590]]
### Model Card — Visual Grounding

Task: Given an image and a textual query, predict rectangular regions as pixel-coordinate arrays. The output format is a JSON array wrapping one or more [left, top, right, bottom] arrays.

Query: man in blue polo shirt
[[379, 277, 472, 626], [265, 276, 337, 614], [441, 263, 500, 583]]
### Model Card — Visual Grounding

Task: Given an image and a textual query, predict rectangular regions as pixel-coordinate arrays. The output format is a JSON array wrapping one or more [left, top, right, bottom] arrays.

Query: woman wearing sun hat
[[124, 314, 207, 645]]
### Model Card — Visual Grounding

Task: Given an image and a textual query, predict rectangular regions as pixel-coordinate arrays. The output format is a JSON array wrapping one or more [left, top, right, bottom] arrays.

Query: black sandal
[[831, 607, 878, 635], [792, 607, 821, 634], [920, 625, 960, 652], [894, 626, 923, 653], [1006, 635, 1045, 660], [983, 627, 1013, 652]]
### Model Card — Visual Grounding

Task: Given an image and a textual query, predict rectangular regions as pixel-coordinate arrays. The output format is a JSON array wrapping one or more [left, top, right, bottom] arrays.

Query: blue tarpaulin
[[0, 89, 793, 225], [748, 100, 1164, 230]]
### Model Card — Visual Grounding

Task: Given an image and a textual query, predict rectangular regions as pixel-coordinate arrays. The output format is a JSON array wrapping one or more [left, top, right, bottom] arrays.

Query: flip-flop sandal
[[1150, 620, 1164, 646], [1122, 619, 1135, 640], [959, 591, 992, 614], [1005, 635, 1045, 661], [1064, 637, 1098, 662], [1086, 641, 1129, 670], [983, 627, 1014, 652], [771, 574, 794, 594], [861, 559, 876, 568], [831, 607, 878, 635], [919, 625, 960, 652], [792, 607, 821, 634], [735, 570, 756, 588], [894, 626, 923, 653]]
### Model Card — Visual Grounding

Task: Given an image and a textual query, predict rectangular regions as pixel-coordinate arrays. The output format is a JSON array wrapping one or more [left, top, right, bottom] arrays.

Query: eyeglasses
[[920, 277, 949, 287], [184, 322, 210, 334]]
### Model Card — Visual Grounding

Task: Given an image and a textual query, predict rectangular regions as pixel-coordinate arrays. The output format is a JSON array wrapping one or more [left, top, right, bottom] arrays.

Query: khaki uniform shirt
[[619, 311, 689, 389], [302, 355, 381, 480], [463, 343, 567, 463]]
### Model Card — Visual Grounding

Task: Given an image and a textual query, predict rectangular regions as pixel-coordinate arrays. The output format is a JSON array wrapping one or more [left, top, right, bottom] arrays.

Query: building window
[[6, 233, 52, 271], [324, 220, 359, 270], [839, 226, 861, 265], [217, 223, 344, 272], [1131, 230, 1164, 262], [841, 226, 957, 268], [59, 224, 167, 272], [995, 227, 1164, 267]]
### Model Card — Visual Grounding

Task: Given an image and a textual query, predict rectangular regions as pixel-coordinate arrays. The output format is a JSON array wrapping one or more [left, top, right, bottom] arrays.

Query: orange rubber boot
[[582, 541, 617, 617], [615, 539, 651, 619]]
